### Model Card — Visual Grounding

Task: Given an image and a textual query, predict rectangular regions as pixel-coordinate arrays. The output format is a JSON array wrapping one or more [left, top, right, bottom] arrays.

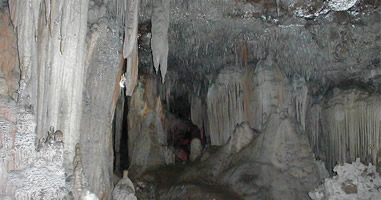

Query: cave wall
[[307, 88, 381, 171], [2, 0, 125, 199], [79, 18, 122, 198], [135, 0, 380, 150], [8, 0, 89, 168], [1, 5, 66, 199]]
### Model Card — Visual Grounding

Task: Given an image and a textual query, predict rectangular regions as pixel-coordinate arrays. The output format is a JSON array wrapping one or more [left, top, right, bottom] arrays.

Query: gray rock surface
[[309, 159, 381, 200], [8, 0, 89, 169], [307, 88, 381, 171], [189, 138, 202, 162], [113, 171, 137, 200], [80, 18, 122, 198], [128, 80, 175, 177], [180, 114, 326, 200]]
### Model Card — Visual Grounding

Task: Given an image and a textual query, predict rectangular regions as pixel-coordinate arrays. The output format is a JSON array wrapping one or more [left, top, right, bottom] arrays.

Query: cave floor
[[133, 164, 244, 200]]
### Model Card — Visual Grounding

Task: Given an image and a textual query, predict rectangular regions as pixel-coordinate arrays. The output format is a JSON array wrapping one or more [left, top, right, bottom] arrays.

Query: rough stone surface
[[158, 184, 241, 200], [128, 80, 175, 177], [8, 0, 89, 168], [113, 171, 137, 200], [309, 158, 381, 200], [229, 122, 256, 154], [189, 138, 202, 162], [1, 98, 67, 199], [0, 10, 19, 99], [80, 18, 122, 199], [180, 114, 327, 200]]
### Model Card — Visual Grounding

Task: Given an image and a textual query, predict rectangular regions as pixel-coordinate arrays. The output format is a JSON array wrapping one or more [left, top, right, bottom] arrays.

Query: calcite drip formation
[[0, 0, 381, 199]]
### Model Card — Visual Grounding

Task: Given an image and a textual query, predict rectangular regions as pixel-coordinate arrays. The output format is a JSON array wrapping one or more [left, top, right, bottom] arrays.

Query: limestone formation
[[206, 60, 287, 146], [151, 0, 170, 83], [0, 11, 19, 98], [129, 110, 173, 175], [292, 76, 308, 130], [206, 67, 245, 146], [113, 170, 137, 200], [1, 100, 67, 199], [309, 158, 381, 200], [327, 0, 358, 11], [72, 143, 99, 200], [377, 150, 381, 175], [45, 126, 55, 144], [79, 17, 122, 198], [229, 122, 256, 154], [307, 88, 381, 171], [128, 80, 175, 176], [190, 138, 203, 162], [0, 0, 380, 200], [180, 114, 326, 200], [54, 130, 64, 144], [115, 0, 140, 96], [8, 0, 88, 171]]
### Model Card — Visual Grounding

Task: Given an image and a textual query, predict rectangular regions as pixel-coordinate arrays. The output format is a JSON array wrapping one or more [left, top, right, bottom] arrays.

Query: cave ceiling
[[136, 0, 380, 96]]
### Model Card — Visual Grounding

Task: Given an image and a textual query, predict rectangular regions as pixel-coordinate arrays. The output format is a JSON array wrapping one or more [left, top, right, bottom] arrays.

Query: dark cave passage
[[112, 88, 205, 176], [165, 93, 204, 163], [112, 93, 129, 175]]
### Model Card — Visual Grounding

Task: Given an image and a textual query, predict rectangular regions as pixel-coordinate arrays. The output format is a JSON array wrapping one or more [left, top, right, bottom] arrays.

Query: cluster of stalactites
[[115, 0, 139, 96], [309, 89, 381, 171], [116, 0, 170, 95]]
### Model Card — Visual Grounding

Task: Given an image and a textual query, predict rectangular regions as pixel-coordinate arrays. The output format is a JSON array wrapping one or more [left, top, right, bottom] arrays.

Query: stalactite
[[151, 0, 170, 83], [312, 88, 381, 171], [122, 0, 139, 58], [206, 58, 287, 146], [293, 77, 308, 130], [116, 0, 140, 96], [124, 42, 139, 96], [206, 68, 245, 146]]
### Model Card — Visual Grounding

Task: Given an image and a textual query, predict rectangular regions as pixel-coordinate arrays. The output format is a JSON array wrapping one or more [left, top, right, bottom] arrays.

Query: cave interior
[[0, 0, 381, 199]]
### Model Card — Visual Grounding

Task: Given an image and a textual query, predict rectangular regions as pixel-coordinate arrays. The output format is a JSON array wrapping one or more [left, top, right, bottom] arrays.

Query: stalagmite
[[151, 0, 170, 83], [73, 143, 99, 200], [190, 138, 203, 162], [229, 122, 256, 154], [113, 170, 137, 200], [127, 81, 175, 176]]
